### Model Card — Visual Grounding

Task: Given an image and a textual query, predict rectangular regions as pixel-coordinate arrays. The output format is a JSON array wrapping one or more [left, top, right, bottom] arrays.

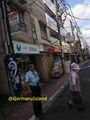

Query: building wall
[[0, 56, 10, 95], [29, 0, 46, 24], [0, 0, 56, 96], [24, 12, 33, 43], [0, 13, 9, 95]]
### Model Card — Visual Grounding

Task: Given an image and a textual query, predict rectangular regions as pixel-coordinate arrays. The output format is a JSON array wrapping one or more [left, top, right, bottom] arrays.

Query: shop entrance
[[16, 54, 43, 82]]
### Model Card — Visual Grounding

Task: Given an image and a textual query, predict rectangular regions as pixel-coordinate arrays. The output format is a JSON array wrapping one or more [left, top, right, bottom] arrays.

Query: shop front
[[62, 43, 71, 73], [51, 45, 63, 78], [13, 41, 41, 96], [39, 44, 54, 81]]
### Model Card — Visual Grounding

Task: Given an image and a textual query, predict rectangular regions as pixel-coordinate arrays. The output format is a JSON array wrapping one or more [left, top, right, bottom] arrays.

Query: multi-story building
[[28, 0, 53, 81], [0, 0, 55, 95], [43, 0, 64, 75], [0, 0, 69, 95], [0, 0, 40, 95], [0, 4, 10, 95]]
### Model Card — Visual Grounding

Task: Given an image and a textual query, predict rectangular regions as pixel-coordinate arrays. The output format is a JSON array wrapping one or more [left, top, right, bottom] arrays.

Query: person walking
[[25, 64, 43, 119], [67, 62, 84, 110]]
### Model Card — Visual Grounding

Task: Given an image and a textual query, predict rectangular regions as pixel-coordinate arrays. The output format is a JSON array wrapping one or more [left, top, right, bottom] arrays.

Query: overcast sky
[[67, 0, 90, 46]]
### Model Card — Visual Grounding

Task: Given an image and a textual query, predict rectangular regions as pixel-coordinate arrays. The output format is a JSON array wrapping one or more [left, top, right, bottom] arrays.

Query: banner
[[5, 54, 22, 96]]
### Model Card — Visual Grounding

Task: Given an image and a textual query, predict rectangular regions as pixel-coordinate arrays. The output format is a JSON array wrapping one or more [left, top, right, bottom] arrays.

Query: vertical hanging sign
[[8, 11, 19, 32], [5, 54, 21, 96]]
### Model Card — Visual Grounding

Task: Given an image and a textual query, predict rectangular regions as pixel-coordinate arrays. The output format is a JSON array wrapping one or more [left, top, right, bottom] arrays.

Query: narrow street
[[43, 60, 90, 120], [0, 0, 90, 120]]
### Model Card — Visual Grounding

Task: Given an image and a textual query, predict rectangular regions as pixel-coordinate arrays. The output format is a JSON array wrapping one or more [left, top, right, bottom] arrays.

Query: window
[[39, 22, 48, 40], [31, 18, 37, 41]]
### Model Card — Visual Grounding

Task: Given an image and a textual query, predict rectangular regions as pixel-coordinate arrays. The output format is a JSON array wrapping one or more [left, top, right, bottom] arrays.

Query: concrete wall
[[0, 11, 10, 95], [29, 0, 46, 24], [24, 12, 33, 43], [0, 22, 9, 95], [0, 56, 10, 95]]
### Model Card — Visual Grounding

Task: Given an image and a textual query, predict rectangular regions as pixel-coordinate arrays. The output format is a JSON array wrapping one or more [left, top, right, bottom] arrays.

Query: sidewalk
[[41, 60, 90, 120], [1, 74, 69, 120]]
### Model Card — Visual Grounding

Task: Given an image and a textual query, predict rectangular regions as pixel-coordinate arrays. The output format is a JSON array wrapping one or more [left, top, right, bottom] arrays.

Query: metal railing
[[18, 0, 26, 4], [11, 22, 27, 33], [41, 33, 48, 40]]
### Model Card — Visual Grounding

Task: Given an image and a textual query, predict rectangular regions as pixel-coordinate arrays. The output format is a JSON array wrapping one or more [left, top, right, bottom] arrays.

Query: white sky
[[69, 0, 90, 46]]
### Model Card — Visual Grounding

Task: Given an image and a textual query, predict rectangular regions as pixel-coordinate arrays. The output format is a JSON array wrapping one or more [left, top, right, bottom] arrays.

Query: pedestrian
[[67, 62, 84, 110], [25, 64, 43, 119]]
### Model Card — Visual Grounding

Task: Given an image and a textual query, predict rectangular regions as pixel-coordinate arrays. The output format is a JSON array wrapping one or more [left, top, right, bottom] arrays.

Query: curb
[[28, 60, 89, 120], [79, 60, 89, 67], [28, 81, 68, 120], [43, 81, 68, 113]]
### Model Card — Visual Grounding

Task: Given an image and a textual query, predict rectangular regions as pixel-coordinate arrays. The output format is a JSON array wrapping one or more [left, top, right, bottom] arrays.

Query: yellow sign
[[54, 45, 61, 52]]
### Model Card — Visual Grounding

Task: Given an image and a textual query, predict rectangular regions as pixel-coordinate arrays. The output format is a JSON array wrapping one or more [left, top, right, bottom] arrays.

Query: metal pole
[[55, 0, 64, 74]]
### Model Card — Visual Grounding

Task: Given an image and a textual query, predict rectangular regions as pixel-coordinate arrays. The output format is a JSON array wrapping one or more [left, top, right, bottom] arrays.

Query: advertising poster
[[8, 11, 19, 32]]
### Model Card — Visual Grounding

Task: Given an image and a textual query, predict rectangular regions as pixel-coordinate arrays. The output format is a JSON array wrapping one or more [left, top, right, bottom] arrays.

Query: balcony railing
[[8, 0, 26, 11], [41, 33, 48, 40], [43, 0, 56, 15], [51, 37, 59, 45], [18, 0, 27, 4], [45, 13, 58, 32], [10, 23, 27, 33]]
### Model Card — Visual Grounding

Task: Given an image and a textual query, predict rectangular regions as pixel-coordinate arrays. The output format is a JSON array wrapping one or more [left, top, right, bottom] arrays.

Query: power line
[[66, 10, 90, 21], [27, 1, 79, 42], [58, 1, 77, 30], [29, 0, 37, 6], [58, 1, 88, 47], [62, 2, 82, 35], [28, 0, 69, 33], [58, 1, 79, 28]]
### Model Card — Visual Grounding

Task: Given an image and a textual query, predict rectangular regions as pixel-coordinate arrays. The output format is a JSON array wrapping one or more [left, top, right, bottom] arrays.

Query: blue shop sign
[[13, 41, 39, 54]]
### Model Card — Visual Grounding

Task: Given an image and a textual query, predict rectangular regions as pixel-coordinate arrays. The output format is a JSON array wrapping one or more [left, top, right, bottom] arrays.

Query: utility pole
[[55, 0, 64, 74], [70, 20, 77, 63]]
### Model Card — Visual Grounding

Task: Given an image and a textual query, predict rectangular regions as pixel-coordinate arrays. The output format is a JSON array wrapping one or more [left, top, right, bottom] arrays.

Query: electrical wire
[[67, 13, 90, 20], [66, 4, 90, 20], [29, 0, 37, 6], [59, 1, 77, 27], [27, 0, 71, 44], [27, 0, 88, 45], [65, 4, 88, 43], [59, 1, 82, 35], [27, 0, 82, 43], [28, 0, 80, 35], [58, 1, 89, 45]]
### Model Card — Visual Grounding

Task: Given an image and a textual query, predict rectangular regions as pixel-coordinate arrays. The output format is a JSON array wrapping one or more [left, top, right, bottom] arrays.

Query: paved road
[[43, 60, 90, 120]]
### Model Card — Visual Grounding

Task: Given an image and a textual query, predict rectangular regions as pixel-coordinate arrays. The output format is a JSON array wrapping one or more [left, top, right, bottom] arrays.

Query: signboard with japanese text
[[13, 41, 39, 54], [8, 11, 19, 32]]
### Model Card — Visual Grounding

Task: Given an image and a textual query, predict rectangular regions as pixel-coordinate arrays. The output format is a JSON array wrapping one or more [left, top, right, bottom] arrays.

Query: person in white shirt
[[25, 64, 43, 118]]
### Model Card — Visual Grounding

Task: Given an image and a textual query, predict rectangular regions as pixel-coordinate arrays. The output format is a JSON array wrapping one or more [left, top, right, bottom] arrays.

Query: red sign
[[48, 46, 55, 53], [8, 11, 19, 32]]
